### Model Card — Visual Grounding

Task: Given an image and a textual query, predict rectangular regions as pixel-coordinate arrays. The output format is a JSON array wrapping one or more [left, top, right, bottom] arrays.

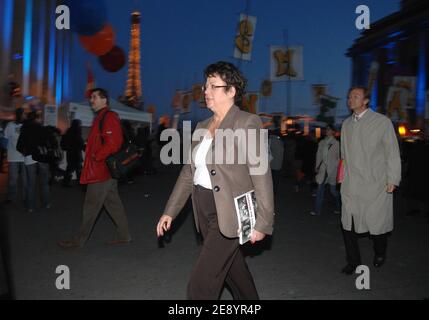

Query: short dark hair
[[326, 124, 336, 132], [204, 61, 247, 104], [348, 86, 370, 102], [26, 111, 37, 122], [90, 88, 109, 106]]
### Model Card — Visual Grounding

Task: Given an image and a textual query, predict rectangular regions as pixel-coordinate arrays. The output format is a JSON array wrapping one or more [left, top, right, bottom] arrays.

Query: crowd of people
[[0, 62, 427, 300], [0, 102, 157, 213]]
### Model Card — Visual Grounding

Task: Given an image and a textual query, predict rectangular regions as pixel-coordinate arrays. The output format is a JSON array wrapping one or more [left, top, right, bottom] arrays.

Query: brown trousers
[[73, 179, 131, 245], [187, 185, 259, 300]]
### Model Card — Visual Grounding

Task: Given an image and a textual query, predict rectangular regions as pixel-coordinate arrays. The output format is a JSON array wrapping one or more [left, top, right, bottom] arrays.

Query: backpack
[[32, 126, 63, 164], [99, 111, 143, 180]]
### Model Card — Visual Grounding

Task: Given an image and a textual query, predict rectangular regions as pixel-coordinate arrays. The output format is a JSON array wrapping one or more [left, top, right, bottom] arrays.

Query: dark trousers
[[271, 170, 280, 195], [342, 219, 388, 266], [73, 179, 131, 246], [63, 161, 81, 185], [187, 185, 259, 300]]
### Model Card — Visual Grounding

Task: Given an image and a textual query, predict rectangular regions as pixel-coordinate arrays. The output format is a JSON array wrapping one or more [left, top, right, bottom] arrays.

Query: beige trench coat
[[163, 106, 275, 238], [340, 109, 401, 234], [315, 136, 340, 186]]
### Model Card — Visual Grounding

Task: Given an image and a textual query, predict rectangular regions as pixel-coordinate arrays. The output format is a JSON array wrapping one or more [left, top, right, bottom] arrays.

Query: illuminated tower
[[124, 11, 143, 109]]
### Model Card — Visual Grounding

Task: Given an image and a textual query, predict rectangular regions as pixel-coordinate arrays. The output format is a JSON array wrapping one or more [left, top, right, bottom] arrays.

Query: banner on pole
[[233, 14, 257, 61], [270, 45, 304, 81], [44, 105, 58, 127], [242, 92, 259, 114]]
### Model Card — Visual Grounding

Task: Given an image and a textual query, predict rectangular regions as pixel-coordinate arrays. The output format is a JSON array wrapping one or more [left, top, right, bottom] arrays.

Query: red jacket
[[80, 108, 123, 184]]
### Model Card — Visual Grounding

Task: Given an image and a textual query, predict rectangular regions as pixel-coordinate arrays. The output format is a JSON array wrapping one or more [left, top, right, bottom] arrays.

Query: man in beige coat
[[340, 87, 401, 275], [156, 61, 274, 299], [310, 124, 340, 216]]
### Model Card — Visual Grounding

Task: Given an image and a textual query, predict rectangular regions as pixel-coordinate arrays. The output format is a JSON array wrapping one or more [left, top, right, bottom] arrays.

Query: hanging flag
[[386, 86, 408, 121], [367, 61, 379, 94], [311, 84, 327, 105], [242, 92, 259, 114], [270, 45, 304, 81], [171, 90, 183, 108], [146, 104, 156, 121], [181, 91, 192, 114], [260, 80, 272, 97], [192, 84, 203, 101], [199, 91, 207, 108], [233, 14, 257, 61], [316, 94, 339, 124], [85, 62, 96, 99]]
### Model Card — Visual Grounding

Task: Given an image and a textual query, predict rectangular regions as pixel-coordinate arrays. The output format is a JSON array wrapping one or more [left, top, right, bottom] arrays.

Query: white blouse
[[193, 136, 213, 189]]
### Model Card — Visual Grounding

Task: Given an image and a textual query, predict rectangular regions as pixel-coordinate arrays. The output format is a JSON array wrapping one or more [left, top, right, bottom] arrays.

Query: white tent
[[69, 99, 152, 129]]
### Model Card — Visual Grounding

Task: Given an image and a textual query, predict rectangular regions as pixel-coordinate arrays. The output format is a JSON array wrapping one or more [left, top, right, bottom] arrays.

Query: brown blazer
[[163, 105, 275, 238]]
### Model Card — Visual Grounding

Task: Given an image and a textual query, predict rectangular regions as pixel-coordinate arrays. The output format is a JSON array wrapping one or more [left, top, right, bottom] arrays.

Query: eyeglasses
[[201, 84, 228, 92]]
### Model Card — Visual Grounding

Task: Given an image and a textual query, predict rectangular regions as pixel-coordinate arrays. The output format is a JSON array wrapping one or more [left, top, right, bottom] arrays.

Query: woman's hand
[[250, 230, 266, 244], [156, 214, 172, 237]]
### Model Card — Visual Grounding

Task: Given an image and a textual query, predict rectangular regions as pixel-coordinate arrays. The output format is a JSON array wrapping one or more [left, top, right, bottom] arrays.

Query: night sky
[[69, 0, 399, 121]]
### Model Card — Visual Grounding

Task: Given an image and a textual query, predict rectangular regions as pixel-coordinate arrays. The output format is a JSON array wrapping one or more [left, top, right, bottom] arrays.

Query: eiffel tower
[[124, 11, 143, 109]]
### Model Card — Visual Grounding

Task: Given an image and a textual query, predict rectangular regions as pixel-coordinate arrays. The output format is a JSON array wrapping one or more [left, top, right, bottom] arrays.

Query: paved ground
[[0, 164, 428, 300]]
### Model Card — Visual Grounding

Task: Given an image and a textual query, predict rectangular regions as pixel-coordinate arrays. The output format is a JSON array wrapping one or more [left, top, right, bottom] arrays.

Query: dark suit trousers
[[187, 185, 259, 300], [342, 218, 388, 266]]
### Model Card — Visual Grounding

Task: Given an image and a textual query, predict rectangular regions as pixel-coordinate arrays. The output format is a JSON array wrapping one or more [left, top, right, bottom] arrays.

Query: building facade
[[0, 0, 71, 111], [347, 0, 429, 128]]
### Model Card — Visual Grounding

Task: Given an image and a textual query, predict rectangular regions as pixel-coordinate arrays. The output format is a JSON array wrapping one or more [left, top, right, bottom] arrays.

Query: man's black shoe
[[373, 255, 386, 268], [341, 264, 358, 275]]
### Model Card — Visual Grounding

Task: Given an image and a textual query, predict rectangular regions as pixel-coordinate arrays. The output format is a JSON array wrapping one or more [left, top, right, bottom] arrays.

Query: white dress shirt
[[353, 108, 369, 122]]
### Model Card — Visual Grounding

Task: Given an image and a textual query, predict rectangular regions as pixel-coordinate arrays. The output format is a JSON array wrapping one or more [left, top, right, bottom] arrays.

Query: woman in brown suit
[[156, 61, 275, 300]]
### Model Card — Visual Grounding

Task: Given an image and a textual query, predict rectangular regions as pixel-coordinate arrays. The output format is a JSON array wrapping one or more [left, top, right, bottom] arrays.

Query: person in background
[[310, 124, 340, 216], [58, 88, 131, 249], [269, 129, 284, 195], [0, 122, 7, 173], [17, 111, 51, 212], [121, 120, 137, 184], [340, 86, 401, 275], [61, 119, 85, 187], [4, 108, 26, 204]]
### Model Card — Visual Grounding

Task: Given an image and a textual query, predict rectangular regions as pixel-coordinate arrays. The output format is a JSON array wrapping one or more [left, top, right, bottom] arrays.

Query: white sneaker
[[310, 211, 317, 216]]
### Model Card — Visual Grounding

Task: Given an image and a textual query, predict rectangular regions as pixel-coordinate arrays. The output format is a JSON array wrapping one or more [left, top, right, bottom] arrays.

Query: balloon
[[64, 0, 107, 36], [79, 24, 115, 56], [98, 46, 126, 72]]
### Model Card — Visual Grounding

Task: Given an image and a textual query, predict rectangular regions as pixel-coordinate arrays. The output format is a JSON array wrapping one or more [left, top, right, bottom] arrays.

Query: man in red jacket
[[58, 88, 131, 249]]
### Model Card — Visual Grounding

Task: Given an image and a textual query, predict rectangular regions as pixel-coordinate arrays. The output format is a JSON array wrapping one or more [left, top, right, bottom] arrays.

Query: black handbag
[[99, 111, 143, 180]]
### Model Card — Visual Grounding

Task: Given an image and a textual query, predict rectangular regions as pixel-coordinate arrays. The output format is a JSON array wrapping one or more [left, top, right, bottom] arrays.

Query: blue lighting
[[387, 31, 404, 39], [416, 33, 426, 116], [48, 1, 56, 101], [55, 32, 63, 106], [63, 33, 70, 101], [13, 53, 23, 60], [37, 0, 46, 83], [383, 42, 396, 65], [370, 77, 378, 111], [2, 0, 13, 54], [23, 0, 33, 96]]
